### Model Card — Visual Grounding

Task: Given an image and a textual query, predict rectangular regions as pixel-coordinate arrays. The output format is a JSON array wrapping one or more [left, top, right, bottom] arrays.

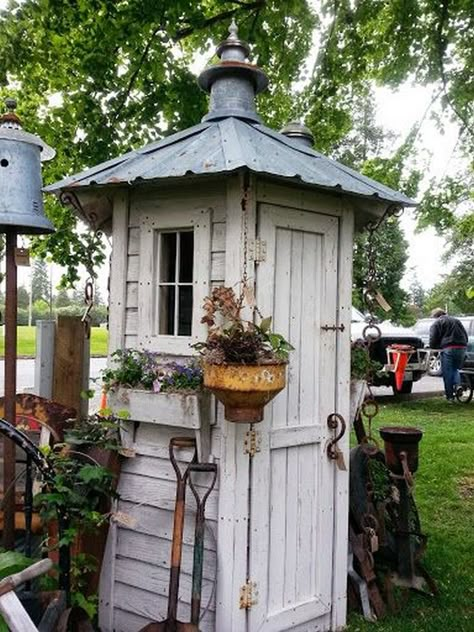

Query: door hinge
[[239, 580, 258, 609], [249, 239, 267, 263], [244, 430, 261, 457]]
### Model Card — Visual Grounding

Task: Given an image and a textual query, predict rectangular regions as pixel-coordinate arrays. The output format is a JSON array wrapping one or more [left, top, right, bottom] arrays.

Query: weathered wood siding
[[102, 183, 226, 631], [101, 423, 220, 631]]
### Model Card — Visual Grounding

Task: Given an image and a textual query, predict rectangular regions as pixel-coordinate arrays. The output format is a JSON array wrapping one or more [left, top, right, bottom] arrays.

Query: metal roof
[[45, 116, 415, 206], [45, 21, 416, 207]]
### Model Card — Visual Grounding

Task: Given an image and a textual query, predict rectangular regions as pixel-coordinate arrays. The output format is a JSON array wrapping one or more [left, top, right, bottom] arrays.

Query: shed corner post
[[215, 172, 257, 631], [98, 188, 129, 632], [331, 199, 354, 630]]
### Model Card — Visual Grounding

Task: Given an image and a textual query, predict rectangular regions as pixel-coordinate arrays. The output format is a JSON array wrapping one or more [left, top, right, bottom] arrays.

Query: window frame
[[137, 207, 211, 355]]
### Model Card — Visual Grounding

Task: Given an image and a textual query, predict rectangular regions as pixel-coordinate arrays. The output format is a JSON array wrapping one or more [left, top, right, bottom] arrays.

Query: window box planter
[[108, 388, 212, 460]]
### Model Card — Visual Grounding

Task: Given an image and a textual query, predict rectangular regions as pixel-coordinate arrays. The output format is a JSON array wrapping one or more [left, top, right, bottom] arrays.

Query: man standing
[[429, 308, 468, 402]]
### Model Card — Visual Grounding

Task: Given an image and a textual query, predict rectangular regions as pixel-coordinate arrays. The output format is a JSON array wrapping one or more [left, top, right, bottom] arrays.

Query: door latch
[[321, 323, 345, 332]]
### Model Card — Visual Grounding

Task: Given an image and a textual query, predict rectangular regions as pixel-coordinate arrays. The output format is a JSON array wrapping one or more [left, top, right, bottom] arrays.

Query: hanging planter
[[203, 361, 287, 423], [195, 286, 292, 423]]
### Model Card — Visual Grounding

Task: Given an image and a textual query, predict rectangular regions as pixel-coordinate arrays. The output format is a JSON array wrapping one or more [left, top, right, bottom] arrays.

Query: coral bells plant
[[195, 286, 293, 365]]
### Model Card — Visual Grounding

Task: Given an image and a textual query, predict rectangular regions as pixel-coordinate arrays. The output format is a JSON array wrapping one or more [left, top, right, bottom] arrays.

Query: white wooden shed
[[47, 22, 415, 632]]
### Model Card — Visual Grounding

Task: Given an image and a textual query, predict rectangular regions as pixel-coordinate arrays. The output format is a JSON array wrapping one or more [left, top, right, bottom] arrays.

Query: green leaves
[[0, 1, 315, 285]]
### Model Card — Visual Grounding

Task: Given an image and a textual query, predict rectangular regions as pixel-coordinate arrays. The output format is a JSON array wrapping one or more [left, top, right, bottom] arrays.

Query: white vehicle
[[351, 307, 428, 394]]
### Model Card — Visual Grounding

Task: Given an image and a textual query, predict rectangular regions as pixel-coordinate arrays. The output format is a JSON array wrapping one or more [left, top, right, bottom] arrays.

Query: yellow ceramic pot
[[203, 362, 287, 423]]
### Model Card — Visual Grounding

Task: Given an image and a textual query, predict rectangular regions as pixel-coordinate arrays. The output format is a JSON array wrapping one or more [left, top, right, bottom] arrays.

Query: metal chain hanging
[[360, 204, 403, 445], [58, 190, 104, 339]]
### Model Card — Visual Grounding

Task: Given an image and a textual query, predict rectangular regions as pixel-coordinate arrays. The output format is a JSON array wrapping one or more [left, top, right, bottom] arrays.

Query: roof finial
[[5, 98, 17, 113], [280, 120, 315, 148], [0, 97, 22, 128], [198, 20, 268, 123], [228, 18, 239, 40]]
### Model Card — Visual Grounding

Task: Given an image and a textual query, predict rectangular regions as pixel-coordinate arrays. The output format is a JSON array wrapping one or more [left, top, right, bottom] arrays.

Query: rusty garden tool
[[188, 463, 218, 627], [139, 437, 197, 632]]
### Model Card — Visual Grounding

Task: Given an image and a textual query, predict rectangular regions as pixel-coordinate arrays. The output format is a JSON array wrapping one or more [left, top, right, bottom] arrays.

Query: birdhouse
[[0, 98, 55, 234], [47, 22, 414, 632]]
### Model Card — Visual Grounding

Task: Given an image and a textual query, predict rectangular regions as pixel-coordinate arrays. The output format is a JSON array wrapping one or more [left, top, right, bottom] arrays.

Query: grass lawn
[[348, 397, 474, 631], [0, 325, 108, 357]]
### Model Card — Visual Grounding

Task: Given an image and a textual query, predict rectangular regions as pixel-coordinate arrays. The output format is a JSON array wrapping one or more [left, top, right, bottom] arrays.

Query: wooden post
[[34, 320, 55, 399], [52, 316, 89, 416], [3, 231, 17, 549]]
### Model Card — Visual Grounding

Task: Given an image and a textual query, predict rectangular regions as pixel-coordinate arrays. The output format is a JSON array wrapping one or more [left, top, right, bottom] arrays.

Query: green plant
[[102, 349, 203, 393], [351, 339, 382, 380], [64, 411, 122, 451], [195, 286, 294, 364], [35, 413, 121, 619]]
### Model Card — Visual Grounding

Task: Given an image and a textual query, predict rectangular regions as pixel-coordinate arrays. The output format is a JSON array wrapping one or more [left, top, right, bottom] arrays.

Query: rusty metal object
[[56, 605, 94, 631], [203, 362, 286, 423], [3, 231, 18, 549], [0, 393, 76, 443], [327, 413, 346, 460], [379, 427, 423, 476], [188, 463, 218, 626]]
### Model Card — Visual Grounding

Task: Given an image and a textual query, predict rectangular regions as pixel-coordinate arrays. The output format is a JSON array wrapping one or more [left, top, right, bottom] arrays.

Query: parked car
[[414, 316, 474, 376], [351, 307, 427, 395]]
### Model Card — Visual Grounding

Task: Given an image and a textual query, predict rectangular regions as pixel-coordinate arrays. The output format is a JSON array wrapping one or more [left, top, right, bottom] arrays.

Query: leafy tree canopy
[[0, 0, 471, 303]]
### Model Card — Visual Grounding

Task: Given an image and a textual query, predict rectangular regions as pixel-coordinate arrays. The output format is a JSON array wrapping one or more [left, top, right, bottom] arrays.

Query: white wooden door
[[249, 204, 339, 632]]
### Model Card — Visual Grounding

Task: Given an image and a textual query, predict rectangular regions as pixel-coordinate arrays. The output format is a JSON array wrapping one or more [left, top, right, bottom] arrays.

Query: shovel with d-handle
[[188, 462, 218, 628], [139, 436, 198, 632]]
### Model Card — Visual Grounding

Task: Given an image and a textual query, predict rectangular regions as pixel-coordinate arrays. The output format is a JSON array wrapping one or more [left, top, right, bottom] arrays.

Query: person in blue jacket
[[429, 308, 468, 402]]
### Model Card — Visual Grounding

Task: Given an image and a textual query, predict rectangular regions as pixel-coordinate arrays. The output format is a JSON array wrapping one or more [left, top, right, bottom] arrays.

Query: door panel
[[249, 205, 338, 631]]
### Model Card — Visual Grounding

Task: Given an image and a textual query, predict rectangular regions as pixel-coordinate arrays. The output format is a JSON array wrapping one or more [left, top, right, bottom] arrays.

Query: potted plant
[[103, 351, 208, 431], [35, 412, 122, 617], [350, 340, 382, 423], [194, 286, 293, 423]]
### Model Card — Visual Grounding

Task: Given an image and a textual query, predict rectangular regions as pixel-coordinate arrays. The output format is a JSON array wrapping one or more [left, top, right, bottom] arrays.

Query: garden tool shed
[[46, 21, 415, 632]]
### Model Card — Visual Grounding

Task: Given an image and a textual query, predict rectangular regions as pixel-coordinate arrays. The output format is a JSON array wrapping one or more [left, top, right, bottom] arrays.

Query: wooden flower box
[[108, 388, 212, 460]]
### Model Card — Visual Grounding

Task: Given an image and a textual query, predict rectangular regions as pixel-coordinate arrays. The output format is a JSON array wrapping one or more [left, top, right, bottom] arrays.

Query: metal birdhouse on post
[[0, 98, 55, 548]]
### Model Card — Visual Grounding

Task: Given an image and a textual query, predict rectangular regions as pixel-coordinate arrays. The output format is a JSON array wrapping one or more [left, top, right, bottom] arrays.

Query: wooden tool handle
[[0, 558, 53, 595]]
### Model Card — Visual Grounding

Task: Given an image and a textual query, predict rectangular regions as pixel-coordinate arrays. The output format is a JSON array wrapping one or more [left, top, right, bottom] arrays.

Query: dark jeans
[[441, 347, 466, 400]]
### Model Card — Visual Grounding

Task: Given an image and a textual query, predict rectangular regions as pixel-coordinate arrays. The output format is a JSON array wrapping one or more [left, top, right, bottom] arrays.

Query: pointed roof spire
[[198, 20, 268, 123]]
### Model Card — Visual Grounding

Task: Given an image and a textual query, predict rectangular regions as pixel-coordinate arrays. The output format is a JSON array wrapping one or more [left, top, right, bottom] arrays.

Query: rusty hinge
[[249, 239, 267, 263], [244, 429, 261, 456], [321, 323, 345, 332], [239, 580, 258, 609]]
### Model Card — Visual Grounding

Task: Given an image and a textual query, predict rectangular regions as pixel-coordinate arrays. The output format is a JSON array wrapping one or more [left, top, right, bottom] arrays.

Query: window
[[138, 207, 210, 355], [158, 230, 194, 336]]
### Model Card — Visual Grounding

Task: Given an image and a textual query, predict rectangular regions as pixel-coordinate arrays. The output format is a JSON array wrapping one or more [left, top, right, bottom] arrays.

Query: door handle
[[327, 413, 347, 466]]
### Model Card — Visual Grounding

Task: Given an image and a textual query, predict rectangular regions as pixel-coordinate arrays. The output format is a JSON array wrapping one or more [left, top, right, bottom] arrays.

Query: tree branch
[[173, 1, 266, 41], [435, 0, 474, 138], [110, 23, 163, 124]]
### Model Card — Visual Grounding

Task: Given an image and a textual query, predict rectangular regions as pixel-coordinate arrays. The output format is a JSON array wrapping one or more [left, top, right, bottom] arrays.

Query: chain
[[361, 204, 403, 446], [240, 172, 250, 291]]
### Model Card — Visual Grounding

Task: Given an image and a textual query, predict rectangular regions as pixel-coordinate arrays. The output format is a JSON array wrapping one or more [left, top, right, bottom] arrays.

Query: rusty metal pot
[[379, 426, 423, 476], [203, 362, 287, 423]]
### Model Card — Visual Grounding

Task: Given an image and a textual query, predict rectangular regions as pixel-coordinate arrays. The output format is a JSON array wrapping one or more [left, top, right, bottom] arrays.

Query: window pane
[[159, 286, 175, 335], [160, 232, 177, 282], [179, 231, 194, 282], [178, 286, 193, 336]]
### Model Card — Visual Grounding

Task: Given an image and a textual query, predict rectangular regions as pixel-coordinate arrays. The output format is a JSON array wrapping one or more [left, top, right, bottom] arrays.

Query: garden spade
[[187, 462, 218, 627], [139, 437, 197, 632]]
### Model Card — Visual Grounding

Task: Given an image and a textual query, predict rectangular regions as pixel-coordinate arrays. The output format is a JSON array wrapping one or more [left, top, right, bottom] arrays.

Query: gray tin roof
[[46, 21, 416, 207], [45, 117, 415, 205]]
